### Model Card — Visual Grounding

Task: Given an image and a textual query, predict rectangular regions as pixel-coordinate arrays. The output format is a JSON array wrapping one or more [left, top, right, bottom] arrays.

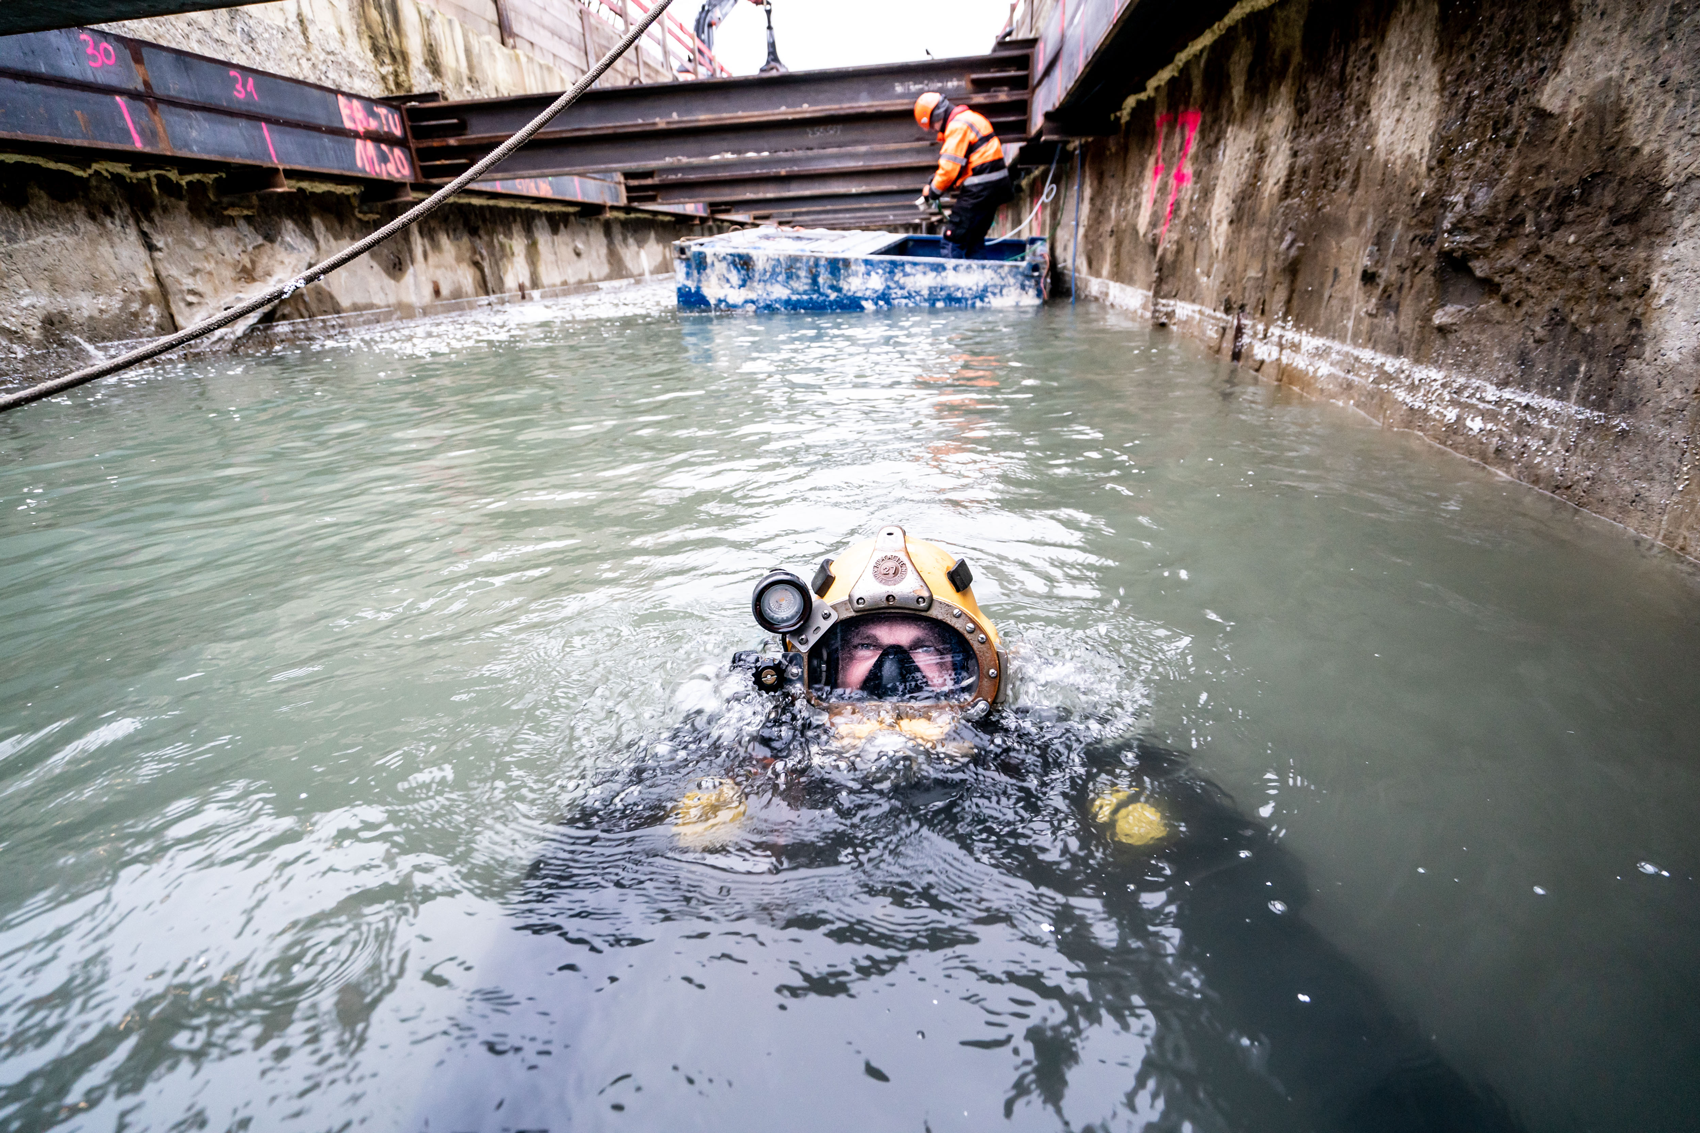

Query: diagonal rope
[[0, 0, 674, 415], [996, 143, 1061, 240]]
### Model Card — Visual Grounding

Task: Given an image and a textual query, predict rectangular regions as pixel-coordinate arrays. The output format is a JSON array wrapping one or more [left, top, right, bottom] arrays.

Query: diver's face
[[837, 618, 959, 693]]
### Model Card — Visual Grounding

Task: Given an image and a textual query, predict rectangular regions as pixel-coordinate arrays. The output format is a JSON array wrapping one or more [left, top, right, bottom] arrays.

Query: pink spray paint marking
[[81, 34, 118, 68], [1149, 112, 1173, 208], [1159, 109, 1202, 241], [114, 96, 143, 148], [261, 121, 279, 164]]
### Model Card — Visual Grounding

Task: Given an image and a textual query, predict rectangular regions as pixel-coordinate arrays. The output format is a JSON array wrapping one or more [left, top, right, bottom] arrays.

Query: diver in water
[[539, 524, 1521, 1132]]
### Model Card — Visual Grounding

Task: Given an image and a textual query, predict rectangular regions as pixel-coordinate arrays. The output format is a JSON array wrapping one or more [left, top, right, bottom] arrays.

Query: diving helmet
[[736, 524, 1006, 710]]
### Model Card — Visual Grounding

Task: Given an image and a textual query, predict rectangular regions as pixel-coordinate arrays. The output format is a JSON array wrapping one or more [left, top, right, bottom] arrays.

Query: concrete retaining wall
[[0, 157, 701, 383], [1032, 0, 1700, 559]]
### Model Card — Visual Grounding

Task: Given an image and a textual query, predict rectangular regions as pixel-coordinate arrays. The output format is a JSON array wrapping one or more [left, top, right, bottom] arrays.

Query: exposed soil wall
[[100, 0, 564, 101], [1033, 0, 1700, 558], [0, 156, 702, 383], [100, 0, 679, 101]]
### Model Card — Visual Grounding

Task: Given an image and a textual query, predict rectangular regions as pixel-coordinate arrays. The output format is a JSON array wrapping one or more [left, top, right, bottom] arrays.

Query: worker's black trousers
[[941, 175, 1015, 260]]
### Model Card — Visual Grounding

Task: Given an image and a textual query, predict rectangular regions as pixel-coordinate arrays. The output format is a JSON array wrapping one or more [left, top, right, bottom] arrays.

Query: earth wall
[[1030, 0, 1700, 558]]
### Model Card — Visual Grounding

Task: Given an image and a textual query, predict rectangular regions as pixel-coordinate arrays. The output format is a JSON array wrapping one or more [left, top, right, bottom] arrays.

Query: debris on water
[[1638, 861, 1670, 877]]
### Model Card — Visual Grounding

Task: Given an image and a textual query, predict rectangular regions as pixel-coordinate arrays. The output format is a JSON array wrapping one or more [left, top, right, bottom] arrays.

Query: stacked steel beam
[[406, 44, 1034, 230]]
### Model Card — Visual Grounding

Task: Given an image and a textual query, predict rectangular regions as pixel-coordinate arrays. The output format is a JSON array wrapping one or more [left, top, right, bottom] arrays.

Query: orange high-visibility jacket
[[930, 105, 1008, 195]]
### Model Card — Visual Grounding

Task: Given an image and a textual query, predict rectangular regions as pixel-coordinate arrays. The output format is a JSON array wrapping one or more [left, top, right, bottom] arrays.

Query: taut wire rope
[[0, 0, 675, 415]]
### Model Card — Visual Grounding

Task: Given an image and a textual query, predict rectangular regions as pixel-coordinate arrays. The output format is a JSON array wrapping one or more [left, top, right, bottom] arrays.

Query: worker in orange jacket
[[913, 92, 1015, 260]]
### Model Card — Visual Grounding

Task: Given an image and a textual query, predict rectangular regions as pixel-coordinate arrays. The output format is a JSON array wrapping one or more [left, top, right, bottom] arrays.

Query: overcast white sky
[[700, 0, 1016, 75]]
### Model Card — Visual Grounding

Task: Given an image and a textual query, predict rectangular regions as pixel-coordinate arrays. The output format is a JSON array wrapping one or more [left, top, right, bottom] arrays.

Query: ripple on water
[[0, 286, 1697, 1132]]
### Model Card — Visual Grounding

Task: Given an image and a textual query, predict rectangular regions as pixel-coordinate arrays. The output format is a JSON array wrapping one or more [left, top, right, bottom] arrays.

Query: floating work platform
[[674, 228, 1050, 312]]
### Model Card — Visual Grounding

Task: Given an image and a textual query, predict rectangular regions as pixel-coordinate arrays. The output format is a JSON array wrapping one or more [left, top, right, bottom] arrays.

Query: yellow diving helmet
[[737, 524, 1007, 712]]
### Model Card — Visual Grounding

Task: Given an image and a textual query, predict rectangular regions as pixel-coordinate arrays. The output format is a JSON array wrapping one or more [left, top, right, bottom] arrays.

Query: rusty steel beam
[[0, 27, 633, 211], [639, 142, 937, 184], [622, 143, 943, 206], [758, 205, 923, 221], [759, 211, 927, 231], [407, 48, 1031, 145], [0, 26, 415, 184], [638, 167, 924, 207], [1026, 0, 1238, 139], [746, 195, 933, 214], [729, 188, 920, 216], [409, 91, 1030, 179]]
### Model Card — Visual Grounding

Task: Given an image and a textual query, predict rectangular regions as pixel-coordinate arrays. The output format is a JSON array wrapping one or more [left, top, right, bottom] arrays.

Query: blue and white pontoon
[[674, 227, 1049, 312]]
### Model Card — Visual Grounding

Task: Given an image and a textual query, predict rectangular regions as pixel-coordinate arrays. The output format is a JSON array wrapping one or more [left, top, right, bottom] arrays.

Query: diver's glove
[[672, 777, 746, 845], [1089, 787, 1170, 847]]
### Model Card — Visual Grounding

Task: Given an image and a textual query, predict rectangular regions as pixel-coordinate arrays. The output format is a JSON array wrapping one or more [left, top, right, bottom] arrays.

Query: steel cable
[[997, 144, 1061, 240], [0, 0, 674, 415]]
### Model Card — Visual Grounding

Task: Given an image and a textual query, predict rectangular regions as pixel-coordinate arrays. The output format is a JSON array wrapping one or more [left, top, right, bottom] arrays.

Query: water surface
[[1, 283, 1696, 1132]]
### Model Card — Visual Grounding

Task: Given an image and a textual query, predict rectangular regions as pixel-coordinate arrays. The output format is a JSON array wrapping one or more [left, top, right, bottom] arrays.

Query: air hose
[[1069, 143, 1082, 306], [0, 0, 676, 415]]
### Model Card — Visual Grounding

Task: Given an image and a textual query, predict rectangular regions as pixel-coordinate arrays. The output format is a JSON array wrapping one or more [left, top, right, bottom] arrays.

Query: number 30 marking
[[79, 34, 118, 68]]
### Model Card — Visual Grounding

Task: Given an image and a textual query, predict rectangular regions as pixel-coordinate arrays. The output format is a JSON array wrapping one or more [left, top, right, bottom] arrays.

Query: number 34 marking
[[229, 70, 258, 101]]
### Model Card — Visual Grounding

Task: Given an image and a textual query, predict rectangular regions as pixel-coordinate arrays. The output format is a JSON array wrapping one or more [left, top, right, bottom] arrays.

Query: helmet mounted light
[[751, 569, 811, 634]]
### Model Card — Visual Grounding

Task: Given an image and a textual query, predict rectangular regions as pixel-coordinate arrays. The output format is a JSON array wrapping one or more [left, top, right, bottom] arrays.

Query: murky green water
[[1, 283, 1696, 1133]]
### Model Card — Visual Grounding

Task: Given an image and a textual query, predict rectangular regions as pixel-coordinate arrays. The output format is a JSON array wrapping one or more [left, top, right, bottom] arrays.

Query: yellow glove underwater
[[672, 777, 747, 845], [1089, 787, 1170, 847]]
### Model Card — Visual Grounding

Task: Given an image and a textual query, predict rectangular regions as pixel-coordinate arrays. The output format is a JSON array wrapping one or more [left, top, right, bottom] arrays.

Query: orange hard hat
[[913, 92, 943, 131]]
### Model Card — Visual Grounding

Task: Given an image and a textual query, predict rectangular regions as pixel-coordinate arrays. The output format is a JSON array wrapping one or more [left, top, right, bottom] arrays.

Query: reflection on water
[[0, 282, 1696, 1132]]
